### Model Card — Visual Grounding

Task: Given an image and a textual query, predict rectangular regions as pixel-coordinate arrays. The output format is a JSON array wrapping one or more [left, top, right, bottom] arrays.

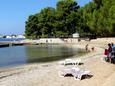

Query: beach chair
[[58, 67, 80, 77], [64, 59, 75, 65], [59, 67, 90, 80], [71, 69, 90, 80], [58, 59, 82, 65], [58, 68, 73, 77], [58, 59, 73, 65], [75, 59, 82, 65]]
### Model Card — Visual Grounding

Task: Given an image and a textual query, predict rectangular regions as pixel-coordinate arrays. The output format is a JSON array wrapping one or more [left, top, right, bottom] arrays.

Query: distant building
[[4, 35, 25, 39], [6, 35, 12, 38], [0, 35, 3, 38], [72, 33, 79, 38], [11, 35, 17, 38], [16, 35, 25, 38]]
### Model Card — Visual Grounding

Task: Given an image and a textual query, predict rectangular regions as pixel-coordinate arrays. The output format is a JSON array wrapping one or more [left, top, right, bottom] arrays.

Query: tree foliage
[[25, 0, 115, 39], [25, 0, 79, 38], [79, 0, 115, 37]]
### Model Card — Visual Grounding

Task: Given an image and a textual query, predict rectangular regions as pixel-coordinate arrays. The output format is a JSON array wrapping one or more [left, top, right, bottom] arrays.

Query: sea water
[[0, 44, 84, 68]]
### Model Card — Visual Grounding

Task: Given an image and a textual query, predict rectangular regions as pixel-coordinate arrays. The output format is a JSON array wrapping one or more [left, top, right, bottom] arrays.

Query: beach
[[0, 38, 115, 86]]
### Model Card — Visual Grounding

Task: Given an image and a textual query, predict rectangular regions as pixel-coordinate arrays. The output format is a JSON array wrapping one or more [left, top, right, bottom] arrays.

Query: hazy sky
[[0, 0, 91, 35]]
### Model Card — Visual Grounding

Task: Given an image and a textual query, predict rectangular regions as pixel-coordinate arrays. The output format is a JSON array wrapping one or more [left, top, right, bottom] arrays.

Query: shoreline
[[0, 38, 115, 86], [0, 43, 88, 69], [0, 43, 89, 72]]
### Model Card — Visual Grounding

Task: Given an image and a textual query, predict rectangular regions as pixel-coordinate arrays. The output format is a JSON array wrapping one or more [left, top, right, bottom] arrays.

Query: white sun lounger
[[71, 68, 90, 80], [58, 67, 80, 77], [58, 68, 72, 77], [58, 59, 82, 65], [58, 67, 90, 80]]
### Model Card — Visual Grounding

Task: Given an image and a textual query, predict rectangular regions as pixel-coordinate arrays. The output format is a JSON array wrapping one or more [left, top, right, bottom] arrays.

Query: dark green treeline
[[25, 0, 115, 39]]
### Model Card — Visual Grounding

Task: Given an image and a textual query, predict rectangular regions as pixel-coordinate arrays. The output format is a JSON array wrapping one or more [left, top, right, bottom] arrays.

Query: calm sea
[[0, 38, 85, 68]]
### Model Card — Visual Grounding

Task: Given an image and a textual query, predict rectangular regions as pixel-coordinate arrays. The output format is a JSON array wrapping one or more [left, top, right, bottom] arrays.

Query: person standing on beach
[[107, 43, 112, 63], [85, 44, 89, 51], [108, 43, 112, 52], [111, 43, 115, 52]]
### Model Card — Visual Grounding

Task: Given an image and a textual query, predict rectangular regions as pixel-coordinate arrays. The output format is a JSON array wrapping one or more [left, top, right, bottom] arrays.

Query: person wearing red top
[[104, 49, 108, 56], [107, 43, 112, 63]]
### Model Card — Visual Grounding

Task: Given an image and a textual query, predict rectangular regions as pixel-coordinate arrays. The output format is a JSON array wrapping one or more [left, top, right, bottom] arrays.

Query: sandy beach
[[0, 38, 115, 86]]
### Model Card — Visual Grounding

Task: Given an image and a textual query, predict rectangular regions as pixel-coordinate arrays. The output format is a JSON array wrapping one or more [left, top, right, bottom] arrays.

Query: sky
[[0, 0, 91, 35]]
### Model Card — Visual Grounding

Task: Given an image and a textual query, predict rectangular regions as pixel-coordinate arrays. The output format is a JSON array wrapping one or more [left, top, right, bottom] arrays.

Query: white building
[[72, 33, 79, 38], [16, 35, 25, 38], [6, 35, 12, 38], [0, 35, 3, 38], [11, 35, 16, 38]]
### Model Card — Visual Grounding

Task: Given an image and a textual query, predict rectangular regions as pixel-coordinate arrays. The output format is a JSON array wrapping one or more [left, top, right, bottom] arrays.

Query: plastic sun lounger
[[58, 59, 82, 65], [72, 69, 90, 80], [58, 68, 72, 77], [58, 67, 80, 77], [58, 59, 73, 65], [75, 59, 82, 65], [59, 67, 90, 80]]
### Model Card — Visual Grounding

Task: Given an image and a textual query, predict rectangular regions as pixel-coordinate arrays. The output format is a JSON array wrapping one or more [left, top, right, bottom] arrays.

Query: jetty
[[0, 44, 9, 48], [0, 42, 39, 48]]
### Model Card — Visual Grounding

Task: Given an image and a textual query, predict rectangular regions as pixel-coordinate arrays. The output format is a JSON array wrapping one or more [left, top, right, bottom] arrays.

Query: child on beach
[[91, 47, 95, 51], [85, 44, 89, 51], [104, 49, 108, 56], [104, 49, 109, 62]]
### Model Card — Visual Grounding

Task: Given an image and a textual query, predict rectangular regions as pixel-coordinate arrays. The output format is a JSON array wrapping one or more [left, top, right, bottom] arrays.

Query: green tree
[[25, 15, 40, 39], [93, 0, 102, 9], [39, 7, 55, 37], [25, 0, 115, 38], [55, 0, 79, 37]]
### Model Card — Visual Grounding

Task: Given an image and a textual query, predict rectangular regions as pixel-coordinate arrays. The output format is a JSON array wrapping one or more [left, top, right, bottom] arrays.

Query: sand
[[0, 38, 115, 86]]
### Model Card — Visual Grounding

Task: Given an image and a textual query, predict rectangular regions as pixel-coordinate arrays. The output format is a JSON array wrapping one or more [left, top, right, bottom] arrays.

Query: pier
[[0, 43, 34, 48], [0, 44, 9, 48]]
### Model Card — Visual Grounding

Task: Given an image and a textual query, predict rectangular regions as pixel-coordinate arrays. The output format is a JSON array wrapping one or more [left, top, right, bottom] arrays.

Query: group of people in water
[[104, 43, 115, 63]]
